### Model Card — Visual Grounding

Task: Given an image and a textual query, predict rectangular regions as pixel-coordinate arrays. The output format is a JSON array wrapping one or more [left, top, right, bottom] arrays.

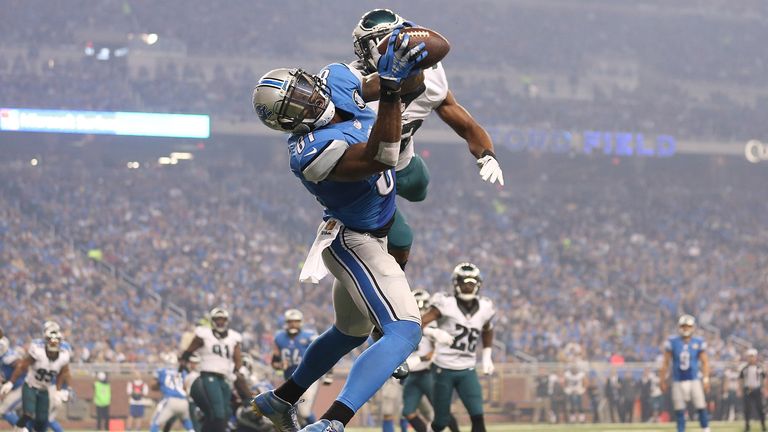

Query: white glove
[[0, 381, 12, 396], [477, 153, 504, 186], [423, 327, 454, 346], [57, 389, 70, 403], [481, 347, 495, 375], [405, 354, 422, 370]]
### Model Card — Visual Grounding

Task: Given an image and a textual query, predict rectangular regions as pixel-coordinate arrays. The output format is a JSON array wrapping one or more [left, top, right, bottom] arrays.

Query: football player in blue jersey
[[0, 336, 24, 427], [659, 314, 711, 432], [150, 362, 196, 432], [250, 29, 428, 432], [271, 309, 322, 425]]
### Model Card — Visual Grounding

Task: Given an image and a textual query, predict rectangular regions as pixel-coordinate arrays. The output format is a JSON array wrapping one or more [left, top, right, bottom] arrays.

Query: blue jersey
[[288, 63, 396, 232], [665, 335, 707, 381], [1, 348, 24, 389], [274, 329, 315, 379], [155, 368, 187, 399]]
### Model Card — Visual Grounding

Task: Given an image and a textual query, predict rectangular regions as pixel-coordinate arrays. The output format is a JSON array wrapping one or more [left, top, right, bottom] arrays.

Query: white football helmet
[[284, 309, 303, 335], [252, 68, 335, 134], [412, 289, 431, 311], [677, 314, 696, 337], [353, 9, 412, 74], [210, 307, 230, 334], [452, 262, 482, 301], [44, 320, 61, 333], [44, 326, 62, 352]]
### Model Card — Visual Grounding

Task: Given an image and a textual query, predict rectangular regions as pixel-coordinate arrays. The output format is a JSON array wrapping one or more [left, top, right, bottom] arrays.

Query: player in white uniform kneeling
[[179, 307, 249, 432], [660, 314, 711, 432], [421, 263, 496, 432], [1, 325, 71, 432]]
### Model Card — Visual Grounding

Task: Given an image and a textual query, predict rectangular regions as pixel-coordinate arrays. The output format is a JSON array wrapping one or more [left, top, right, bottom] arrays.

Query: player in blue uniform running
[[250, 29, 428, 432], [150, 366, 196, 432], [659, 314, 711, 432], [272, 309, 321, 424]]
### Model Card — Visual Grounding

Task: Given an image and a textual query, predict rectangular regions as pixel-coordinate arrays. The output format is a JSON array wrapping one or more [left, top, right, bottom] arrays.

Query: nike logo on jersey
[[304, 147, 318, 158]]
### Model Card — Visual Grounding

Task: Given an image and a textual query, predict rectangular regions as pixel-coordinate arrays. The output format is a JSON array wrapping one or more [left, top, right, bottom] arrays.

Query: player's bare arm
[[420, 306, 442, 327], [56, 364, 71, 391], [481, 324, 493, 349], [232, 344, 251, 399], [179, 335, 204, 370], [435, 91, 495, 159], [8, 354, 33, 384], [699, 350, 710, 392], [659, 350, 672, 393], [270, 342, 283, 371]]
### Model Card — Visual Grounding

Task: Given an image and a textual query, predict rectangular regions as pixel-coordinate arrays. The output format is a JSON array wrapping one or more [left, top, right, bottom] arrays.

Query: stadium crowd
[[1, 0, 768, 141], [1, 142, 766, 366]]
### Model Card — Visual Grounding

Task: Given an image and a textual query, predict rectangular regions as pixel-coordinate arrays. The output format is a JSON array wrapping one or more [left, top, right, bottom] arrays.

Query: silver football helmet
[[353, 9, 412, 74], [252, 68, 335, 134], [677, 314, 695, 337], [452, 262, 482, 301], [284, 309, 303, 336], [210, 307, 230, 334]]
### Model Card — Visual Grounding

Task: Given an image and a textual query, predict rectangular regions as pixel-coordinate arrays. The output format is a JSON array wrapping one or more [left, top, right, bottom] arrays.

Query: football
[[377, 26, 450, 69]]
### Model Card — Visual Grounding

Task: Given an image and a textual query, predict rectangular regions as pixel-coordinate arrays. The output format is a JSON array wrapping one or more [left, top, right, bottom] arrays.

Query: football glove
[[377, 28, 427, 85], [423, 327, 454, 346], [481, 347, 495, 375], [0, 381, 13, 396], [477, 151, 504, 186]]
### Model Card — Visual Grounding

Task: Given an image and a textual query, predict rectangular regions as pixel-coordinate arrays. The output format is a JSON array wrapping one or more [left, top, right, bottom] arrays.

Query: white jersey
[[25, 340, 71, 390], [355, 61, 450, 171], [564, 370, 586, 395], [430, 293, 495, 370], [194, 326, 242, 376]]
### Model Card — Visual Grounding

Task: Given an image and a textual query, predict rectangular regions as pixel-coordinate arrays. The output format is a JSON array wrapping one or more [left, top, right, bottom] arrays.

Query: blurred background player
[[400, 289, 459, 432], [421, 263, 496, 432], [179, 306, 248, 432], [94, 372, 111, 431], [1, 324, 71, 432], [150, 355, 196, 432], [350, 8, 504, 270], [127, 370, 149, 432], [660, 314, 711, 432], [271, 309, 321, 425], [564, 364, 586, 423], [739, 348, 766, 432], [0, 336, 24, 427], [249, 27, 426, 432]]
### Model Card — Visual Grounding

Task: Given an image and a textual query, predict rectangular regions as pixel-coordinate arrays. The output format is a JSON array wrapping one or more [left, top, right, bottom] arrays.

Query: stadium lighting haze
[[0, 108, 210, 139]]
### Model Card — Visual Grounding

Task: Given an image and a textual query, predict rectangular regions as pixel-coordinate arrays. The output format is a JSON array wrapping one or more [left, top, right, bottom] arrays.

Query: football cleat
[[299, 419, 344, 432], [392, 361, 409, 380], [251, 390, 300, 432]]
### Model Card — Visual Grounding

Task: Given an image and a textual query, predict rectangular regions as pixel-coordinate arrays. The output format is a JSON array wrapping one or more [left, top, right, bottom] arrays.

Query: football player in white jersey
[[563, 364, 586, 423], [179, 307, 249, 432], [1, 325, 71, 432], [351, 9, 504, 270], [421, 263, 496, 432]]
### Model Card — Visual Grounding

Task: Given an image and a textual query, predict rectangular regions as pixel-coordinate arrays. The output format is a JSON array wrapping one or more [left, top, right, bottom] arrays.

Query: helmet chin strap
[[287, 328, 300, 335]]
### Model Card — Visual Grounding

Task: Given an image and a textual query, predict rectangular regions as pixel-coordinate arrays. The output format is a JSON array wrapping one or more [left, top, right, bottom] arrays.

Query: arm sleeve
[[301, 139, 350, 183]]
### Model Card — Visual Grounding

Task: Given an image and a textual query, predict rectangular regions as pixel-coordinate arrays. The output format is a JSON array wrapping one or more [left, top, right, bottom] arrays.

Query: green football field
[[68, 421, 747, 431], [344, 421, 744, 432]]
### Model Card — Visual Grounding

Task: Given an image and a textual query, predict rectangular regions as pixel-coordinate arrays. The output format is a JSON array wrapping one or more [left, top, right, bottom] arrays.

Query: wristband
[[180, 351, 192, 362], [379, 78, 402, 102], [481, 149, 496, 159]]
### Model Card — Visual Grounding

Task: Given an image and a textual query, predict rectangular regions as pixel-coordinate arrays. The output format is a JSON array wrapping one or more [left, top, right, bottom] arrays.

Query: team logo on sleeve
[[353, 90, 366, 109]]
